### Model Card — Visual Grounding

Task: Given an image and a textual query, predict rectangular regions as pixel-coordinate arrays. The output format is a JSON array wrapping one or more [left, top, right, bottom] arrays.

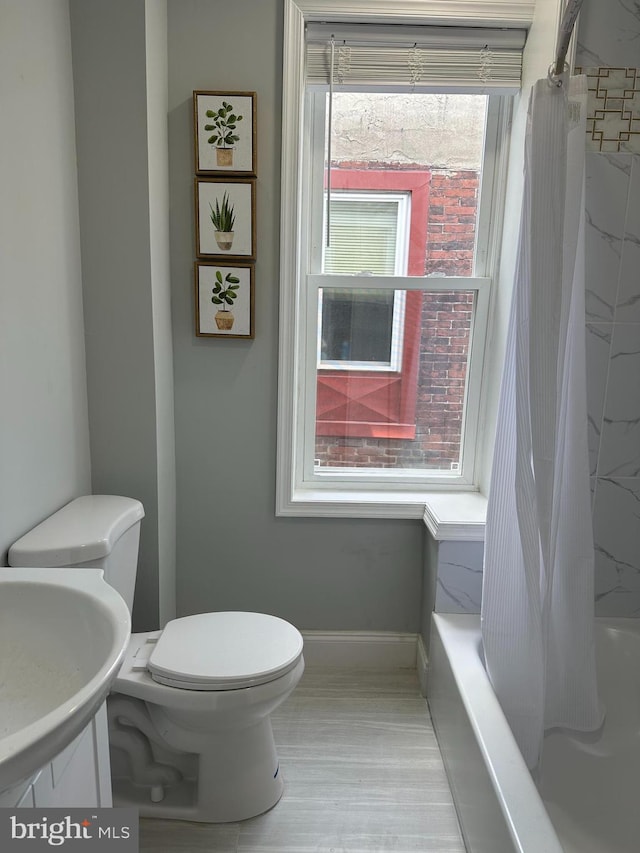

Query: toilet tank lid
[[8, 495, 145, 567]]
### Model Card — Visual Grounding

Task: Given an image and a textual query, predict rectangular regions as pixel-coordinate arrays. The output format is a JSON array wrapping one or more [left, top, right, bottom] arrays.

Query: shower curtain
[[481, 74, 604, 770]]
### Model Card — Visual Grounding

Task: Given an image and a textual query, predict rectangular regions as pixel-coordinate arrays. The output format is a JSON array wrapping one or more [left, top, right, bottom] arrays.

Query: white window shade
[[323, 198, 401, 275], [306, 23, 527, 92]]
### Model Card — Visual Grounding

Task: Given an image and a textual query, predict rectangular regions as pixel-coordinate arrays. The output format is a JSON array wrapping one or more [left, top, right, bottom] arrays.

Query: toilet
[[8, 495, 304, 823]]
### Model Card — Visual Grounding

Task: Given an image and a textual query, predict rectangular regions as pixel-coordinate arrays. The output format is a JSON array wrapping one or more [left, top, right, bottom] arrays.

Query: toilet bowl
[[8, 495, 304, 822], [109, 612, 304, 822]]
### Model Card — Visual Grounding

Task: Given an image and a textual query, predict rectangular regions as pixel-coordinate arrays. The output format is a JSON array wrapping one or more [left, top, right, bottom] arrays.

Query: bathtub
[[428, 613, 640, 853]]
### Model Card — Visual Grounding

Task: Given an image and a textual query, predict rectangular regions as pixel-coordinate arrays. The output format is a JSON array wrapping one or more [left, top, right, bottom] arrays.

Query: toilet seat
[[147, 611, 304, 691]]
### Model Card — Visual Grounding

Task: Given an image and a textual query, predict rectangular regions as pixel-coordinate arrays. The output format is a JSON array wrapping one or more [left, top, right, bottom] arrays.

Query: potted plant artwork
[[204, 101, 243, 167], [212, 269, 240, 330], [209, 192, 236, 251], [194, 91, 257, 175], [195, 262, 254, 339]]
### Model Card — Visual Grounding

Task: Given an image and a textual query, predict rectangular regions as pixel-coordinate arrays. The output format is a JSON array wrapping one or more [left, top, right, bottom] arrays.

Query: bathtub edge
[[428, 613, 564, 853]]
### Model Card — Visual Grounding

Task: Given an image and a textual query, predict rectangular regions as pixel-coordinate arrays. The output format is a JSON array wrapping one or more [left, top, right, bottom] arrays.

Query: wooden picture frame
[[193, 90, 257, 176], [195, 177, 256, 261], [195, 262, 255, 339]]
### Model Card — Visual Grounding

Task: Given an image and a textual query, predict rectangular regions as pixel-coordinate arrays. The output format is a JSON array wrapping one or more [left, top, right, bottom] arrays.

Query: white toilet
[[8, 495, 304, 823]]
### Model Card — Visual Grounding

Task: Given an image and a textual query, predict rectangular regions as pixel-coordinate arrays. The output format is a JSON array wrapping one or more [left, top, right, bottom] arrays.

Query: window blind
[[324, 199, 400, 275], [306, 23, 527, 92]]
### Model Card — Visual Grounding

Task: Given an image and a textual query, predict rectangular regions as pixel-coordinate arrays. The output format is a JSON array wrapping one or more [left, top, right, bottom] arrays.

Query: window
[[320, 189, 408, 373], [277, 0, 532, 518], [320, 190, 409, 371], [319, 286, 406, 371], [316, 173, 426, 441]]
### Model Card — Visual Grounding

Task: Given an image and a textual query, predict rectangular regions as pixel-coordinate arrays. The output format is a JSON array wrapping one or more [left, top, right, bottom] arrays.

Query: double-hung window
[[277, 0, 532, 518]]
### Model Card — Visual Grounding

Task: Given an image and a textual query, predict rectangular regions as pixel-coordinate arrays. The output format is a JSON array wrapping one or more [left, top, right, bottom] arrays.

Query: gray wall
[[167, 0, 424, 631], [70, 0, 176, 631], [0, 0, 91, 561], [1, 0, 423, 634]]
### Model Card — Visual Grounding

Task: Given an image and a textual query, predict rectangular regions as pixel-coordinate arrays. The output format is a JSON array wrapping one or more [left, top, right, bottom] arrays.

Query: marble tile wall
[[578, 0, 640, 615], [433, 540, 484, 614]]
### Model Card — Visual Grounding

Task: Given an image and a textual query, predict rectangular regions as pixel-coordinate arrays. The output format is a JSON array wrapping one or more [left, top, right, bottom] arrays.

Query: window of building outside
[[278, 4, 522, 517]]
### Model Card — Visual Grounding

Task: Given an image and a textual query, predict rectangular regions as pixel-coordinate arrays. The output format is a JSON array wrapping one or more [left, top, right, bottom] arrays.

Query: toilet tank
[[8, 495, 145, 613]]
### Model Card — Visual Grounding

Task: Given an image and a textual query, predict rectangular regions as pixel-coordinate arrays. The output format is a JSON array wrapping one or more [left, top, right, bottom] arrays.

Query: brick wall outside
[[315, 167, 479, 470]]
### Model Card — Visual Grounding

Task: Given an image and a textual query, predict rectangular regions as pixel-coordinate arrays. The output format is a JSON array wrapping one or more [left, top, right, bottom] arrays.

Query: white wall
[[0, 0, 91, 560], [577, 1, 640, 615]]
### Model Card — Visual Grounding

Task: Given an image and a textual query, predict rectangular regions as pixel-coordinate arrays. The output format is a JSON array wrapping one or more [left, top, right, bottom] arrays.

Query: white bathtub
[[428, 613, 640, 853]]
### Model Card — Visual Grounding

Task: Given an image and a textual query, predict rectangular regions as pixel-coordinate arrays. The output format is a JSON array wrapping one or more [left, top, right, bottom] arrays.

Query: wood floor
[[139, 666, 465, 853]]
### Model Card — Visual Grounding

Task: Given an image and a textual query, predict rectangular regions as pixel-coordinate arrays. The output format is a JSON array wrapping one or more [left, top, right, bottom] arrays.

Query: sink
[[0, 568, 130, 792]]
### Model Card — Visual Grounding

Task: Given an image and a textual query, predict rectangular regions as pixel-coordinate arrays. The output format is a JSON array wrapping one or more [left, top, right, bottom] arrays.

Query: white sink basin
[[0, 568, 130, 792]]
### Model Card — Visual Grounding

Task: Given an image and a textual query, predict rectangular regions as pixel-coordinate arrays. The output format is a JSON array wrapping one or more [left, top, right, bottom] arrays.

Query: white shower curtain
[[481, 74, 604, 770]]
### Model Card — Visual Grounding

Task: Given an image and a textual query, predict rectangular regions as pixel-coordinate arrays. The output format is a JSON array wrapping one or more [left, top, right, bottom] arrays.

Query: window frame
[[277, 0, 516, 519]]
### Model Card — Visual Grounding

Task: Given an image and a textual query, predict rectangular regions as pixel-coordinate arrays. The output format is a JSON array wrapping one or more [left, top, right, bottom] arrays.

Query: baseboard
[[417, 634, 429, 697], [300, 630, 418, 668]]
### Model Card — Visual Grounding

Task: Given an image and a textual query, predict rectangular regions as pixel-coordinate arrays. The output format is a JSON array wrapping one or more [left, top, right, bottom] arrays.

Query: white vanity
[[0, 568, 130, 808], [1, 704, 112, 808]]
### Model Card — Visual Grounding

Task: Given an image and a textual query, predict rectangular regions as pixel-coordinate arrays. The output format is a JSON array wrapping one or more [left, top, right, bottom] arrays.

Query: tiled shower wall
[[579, 1, 640, 614], [433, 0, 640, 617]]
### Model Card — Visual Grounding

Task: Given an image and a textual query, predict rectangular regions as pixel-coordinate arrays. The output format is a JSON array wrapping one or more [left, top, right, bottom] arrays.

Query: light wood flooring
[[139, 666, 465, 853]]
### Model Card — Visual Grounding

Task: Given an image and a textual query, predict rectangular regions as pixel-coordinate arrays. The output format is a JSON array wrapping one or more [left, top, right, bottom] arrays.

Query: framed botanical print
[[193, 91, 257, 176], [195, 261, 255, 339], [195, 177, 256, 261]]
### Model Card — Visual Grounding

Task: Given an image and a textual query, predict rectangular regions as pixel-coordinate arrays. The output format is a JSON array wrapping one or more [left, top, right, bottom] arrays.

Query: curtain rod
[[554, 0, 583, 76]]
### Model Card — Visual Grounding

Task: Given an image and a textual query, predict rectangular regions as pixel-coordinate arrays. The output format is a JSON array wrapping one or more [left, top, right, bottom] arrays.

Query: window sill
[[422, 491, 487, 541], [277, 487, 487, 540]]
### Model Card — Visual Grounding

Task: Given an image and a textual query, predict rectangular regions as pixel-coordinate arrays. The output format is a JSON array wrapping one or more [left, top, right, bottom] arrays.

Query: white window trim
[[276, 0, 564, 522], [286, 0, 536, 28]]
